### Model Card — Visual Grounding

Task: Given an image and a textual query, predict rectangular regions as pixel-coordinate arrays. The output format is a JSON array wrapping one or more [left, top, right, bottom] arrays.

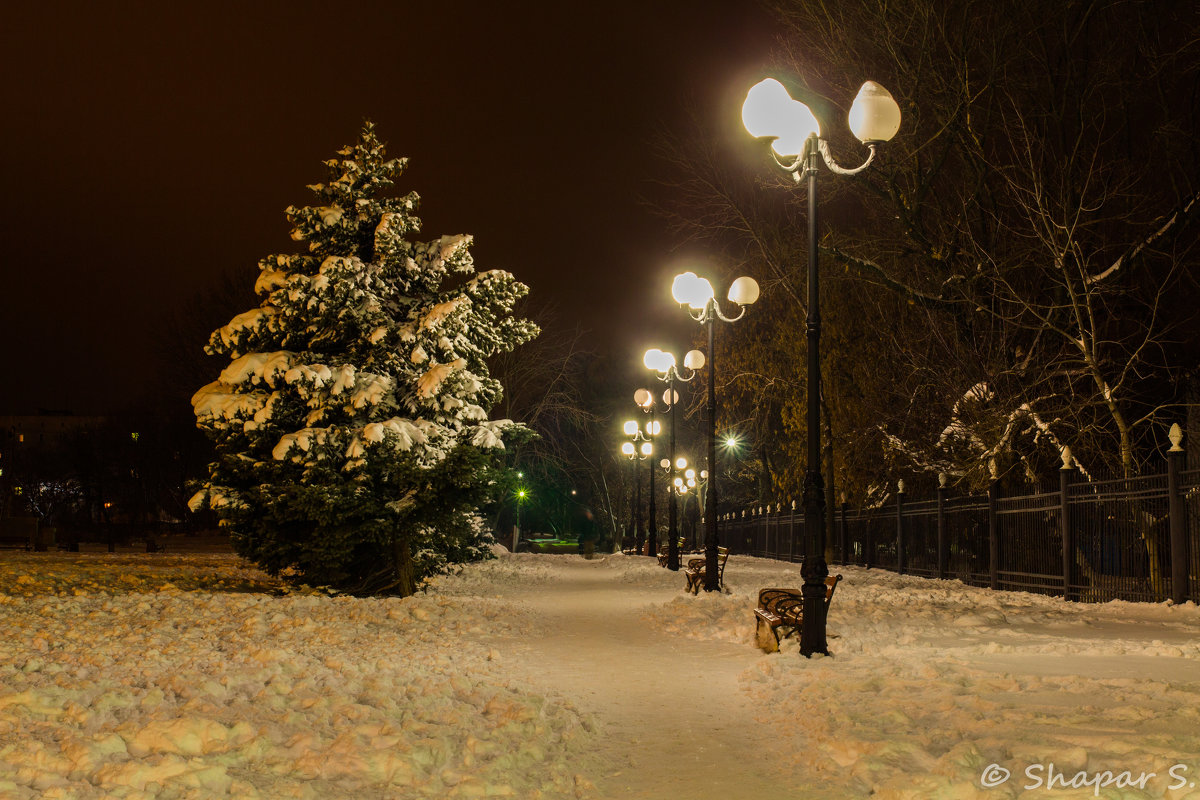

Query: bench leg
[[755, 616, 781, 653]]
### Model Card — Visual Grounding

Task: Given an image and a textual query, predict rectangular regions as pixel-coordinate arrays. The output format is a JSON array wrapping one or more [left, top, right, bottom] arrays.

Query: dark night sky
[[1, 1, 779, 415]]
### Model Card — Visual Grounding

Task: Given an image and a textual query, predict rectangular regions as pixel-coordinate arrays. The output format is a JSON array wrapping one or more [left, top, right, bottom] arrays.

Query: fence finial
[[1169, 422, 1185, 452], [1061, 446, 1073, 470], [938, 472, 948, 488], [897, 479, 906, 494]]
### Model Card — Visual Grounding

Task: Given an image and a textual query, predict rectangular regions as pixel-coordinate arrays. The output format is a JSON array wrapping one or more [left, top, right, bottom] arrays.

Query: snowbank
[[0, 553, 595, 799], [2, 551, 1199, 799]]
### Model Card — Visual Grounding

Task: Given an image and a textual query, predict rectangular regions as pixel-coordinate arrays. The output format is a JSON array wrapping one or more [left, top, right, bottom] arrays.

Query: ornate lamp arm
[[685, 298, 745, 324], [818, 138, 878, 176], [711, 300, 748, 324], [770, 135, 879, 181], [662, 364, 699, 385]]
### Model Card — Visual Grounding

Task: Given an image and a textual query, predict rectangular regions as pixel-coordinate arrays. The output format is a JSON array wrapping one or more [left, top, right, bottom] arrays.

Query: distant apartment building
[[0, 410, 107, 449]]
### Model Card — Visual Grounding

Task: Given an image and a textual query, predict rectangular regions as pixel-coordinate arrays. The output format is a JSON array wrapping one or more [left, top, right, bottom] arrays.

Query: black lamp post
[[742, 76, 902, 656], [643, 347, 706, 570], [670, 456, 702, 550], [626, 458, 638, 553], [632, 389, 661, 557], [621, 420, 652, 554], [671, 271, 759, 590]]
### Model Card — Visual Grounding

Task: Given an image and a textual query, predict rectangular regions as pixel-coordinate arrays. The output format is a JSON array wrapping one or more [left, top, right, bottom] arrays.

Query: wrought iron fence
[[719, 453, 1198, 605]]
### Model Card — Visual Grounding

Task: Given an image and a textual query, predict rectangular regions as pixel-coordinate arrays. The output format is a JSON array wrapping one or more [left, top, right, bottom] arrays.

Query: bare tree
[[659, 0, 1200, 502]]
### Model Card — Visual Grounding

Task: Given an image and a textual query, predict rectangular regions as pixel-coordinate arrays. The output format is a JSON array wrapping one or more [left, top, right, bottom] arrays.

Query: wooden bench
[[753, 575, 842, 653], [684, 546, 729, 594], [657, 538, 688, 567]]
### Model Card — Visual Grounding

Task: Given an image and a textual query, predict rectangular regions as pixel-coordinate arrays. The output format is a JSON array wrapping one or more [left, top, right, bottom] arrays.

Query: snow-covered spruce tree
[[189, 123, 538, 596]]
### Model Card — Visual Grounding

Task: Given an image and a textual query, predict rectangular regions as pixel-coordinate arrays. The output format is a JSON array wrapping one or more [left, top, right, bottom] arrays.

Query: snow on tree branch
[[1086, 188, 1200, 285]]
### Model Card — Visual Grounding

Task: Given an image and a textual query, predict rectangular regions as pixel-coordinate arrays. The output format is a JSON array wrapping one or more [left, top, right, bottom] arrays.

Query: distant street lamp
[[644, 347, 705, 570], [668, 456, 705, 549], [672, 270, 759, 590], [514, 485, 528, 552], [621, 420, 653, 554], [679, 462, 709, 551], [742, 75, 901, 655], [632, 389, 662, 557]]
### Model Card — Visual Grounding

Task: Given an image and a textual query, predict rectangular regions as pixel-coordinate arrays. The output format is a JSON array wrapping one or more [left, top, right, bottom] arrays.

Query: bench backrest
[[824, 574, 843, 606], [756, 587, 798, 615], [756, 574, 843, 611]]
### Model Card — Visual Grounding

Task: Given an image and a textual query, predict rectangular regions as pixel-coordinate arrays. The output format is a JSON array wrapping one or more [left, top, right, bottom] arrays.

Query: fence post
[[864, 505, 874, 570], [759, 505, 765, 558], [1168, 423, 1188, 604], [839, 495, 848, 567], [789, 500, 797, 562], [937, 473, 948, 579], [760, 507, 766, 557], [766, 506, 771, 557], [1060, 447, 1074, 600], [762, 505, 770, 558], [987, 481, 999, 590], [762, 505, 769, 559], [763, 506, 772, 556], [896, 480, 906, 574]]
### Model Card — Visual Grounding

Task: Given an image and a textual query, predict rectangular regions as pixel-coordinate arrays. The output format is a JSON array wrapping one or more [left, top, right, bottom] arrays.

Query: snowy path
[[496, 557, 798, 800]]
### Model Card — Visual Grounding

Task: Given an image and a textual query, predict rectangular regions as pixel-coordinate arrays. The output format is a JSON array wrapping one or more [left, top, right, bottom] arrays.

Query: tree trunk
[[391, 527, 417, 597]]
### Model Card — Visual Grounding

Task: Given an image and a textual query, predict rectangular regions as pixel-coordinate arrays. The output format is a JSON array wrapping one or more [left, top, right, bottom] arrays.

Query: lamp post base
[[801, 465, 829, 657], [799, 554, 829, 656]]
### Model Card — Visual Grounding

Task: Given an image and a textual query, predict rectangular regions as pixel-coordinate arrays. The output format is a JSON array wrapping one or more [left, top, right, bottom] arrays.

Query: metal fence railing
[[717, 453, 1198, 605]]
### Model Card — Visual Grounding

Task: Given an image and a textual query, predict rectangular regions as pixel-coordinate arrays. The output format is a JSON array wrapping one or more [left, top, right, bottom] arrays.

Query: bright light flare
[[742, 78, 820, 156], [643, 348, 675, 373], [671, 271, 714, 309]]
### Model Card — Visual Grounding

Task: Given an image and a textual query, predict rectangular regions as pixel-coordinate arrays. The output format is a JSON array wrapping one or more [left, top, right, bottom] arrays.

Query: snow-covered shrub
[[190, 123, 538, 595]]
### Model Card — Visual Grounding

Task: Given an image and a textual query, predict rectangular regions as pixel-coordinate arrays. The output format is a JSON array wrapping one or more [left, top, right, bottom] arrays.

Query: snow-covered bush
[[189, 123, 537, 595]]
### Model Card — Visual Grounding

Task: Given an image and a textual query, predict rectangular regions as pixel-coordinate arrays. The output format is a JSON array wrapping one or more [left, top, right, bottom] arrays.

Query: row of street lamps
[[616, 73, 901, 658], [621, 423, 705, 564], [644, 347, 703, 570], [621, 270, 757, 581]]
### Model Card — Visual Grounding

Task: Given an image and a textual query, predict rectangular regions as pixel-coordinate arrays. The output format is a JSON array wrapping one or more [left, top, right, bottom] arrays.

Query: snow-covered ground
[[2, 549, 1199, 799]]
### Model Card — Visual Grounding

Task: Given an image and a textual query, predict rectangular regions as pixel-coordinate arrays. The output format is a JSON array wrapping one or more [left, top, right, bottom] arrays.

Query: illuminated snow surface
[[2, 549, 1200, 799]]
